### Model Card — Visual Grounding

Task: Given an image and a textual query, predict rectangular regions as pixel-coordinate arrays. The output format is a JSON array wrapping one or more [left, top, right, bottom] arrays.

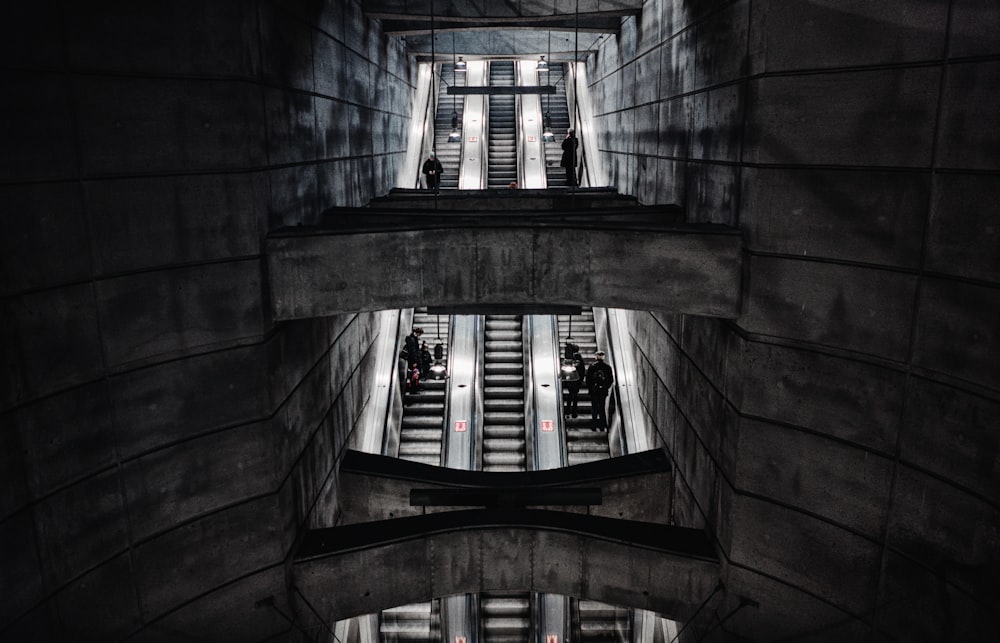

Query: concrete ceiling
[[363, 0, 633, 57]]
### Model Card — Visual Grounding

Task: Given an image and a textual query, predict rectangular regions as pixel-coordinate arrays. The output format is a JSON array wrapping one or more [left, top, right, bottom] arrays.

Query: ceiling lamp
[[536, 55, 548, 70], [455, 56, 466, 71]]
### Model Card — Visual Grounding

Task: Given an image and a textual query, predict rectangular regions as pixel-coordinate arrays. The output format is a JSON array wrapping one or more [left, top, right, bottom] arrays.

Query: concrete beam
[[266, 210, 742, 319], [293, 509, 717, 621], [337, 449, 672, 524]]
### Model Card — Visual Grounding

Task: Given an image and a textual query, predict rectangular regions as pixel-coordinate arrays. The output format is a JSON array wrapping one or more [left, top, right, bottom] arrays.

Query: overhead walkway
[[268, 191, 740, 320]]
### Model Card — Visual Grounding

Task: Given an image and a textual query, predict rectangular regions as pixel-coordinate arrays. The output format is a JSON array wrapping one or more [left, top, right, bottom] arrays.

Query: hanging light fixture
[[454, 56, 466, 71], [536, 54, 548, 70]]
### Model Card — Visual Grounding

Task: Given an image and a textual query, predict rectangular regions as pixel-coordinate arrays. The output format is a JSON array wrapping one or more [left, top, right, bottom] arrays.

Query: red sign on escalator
[[546, 635, 559, 643], [455, 637, 467, 643], [541, 419, 554, 432], [454, 420, 468, 432]]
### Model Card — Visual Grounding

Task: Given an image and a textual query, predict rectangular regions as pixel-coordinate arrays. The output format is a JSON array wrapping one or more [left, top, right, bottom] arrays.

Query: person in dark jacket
[[563, 352, 587, 418], [404, 327, 423, 369], [560, 129, 578, 186], [422, 153, 444, 191], [585, 350, 614, 430]]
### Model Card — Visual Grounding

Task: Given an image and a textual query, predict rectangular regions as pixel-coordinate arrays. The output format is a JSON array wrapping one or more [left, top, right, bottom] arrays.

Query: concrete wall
[[591, 0, 999, 639], [0, 1, 413, 639]]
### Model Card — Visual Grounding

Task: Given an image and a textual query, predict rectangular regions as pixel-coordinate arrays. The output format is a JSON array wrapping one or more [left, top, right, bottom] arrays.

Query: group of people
[[421, 129, 579, 189], [400, 327, 436, 395], [562, 344, 614, 430]]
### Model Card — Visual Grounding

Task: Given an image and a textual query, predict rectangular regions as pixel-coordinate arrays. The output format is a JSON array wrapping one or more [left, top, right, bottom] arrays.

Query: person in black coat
[[404, 327, 423, 369], [563, 352, 586, 418], [585, 350, 614, 430], [560, 129, 579, 186], [422, 153, 444, 191]]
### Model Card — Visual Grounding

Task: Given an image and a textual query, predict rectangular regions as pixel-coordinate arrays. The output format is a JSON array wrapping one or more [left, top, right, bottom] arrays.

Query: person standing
[[422, 152, 444, 191], [560, 129, 579, 187], [404, 327, 423, 370], [585, 350, 614, 430], [563, 351, 586, 419]]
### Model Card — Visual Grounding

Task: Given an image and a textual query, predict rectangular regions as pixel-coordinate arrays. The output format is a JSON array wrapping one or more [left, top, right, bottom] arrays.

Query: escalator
[[541, 62, 572, 187], [397, 309, 450, 466], [480, 592, 531, 643], [575, 599, 631, 642], [433, 63, 465, 189], [380, 600, 441, 642], [559, 307, 610, 465], [482, 315, 526, 472], [487, 60, 517, 188]]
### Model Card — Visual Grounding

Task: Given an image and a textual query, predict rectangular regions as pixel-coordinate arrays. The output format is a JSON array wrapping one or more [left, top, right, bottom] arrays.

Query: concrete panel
[[950, 0, 1000, 58], [97, 259, 265, 368], [745, 68, 939, 167], [268, 224, 741, 318], [133, 495, 285, 620], [86, 173, 264, 275], [259, 1, 314, 92], [749, 0, 946, 73], [874, 550, 996, 641], [672, 415, 716, 531], [532, 530, 585, 598], [581, 537, 658, 609], [0, 512, 44, 629], [123, 421, 277, 541], [730, 494, 882, 615], [741, 256, 917, 360], [740, 166, 928, 267], [1, 601, 61, 643], [265, 88, 317, 166], [912, 277, 1000, 390], [0, 0, 64, 69], [679, 314, 730, 388], [693, 0, 749, 89], [270, 163, 320, 229], [112, 343, 268, 458], [11, 284, 105, 399], [901, 377, 1000, 504], [736, 418, 893, 537], [65, 1, 260, 78], [269, 316, 338, 407], [142, 566, 287, 642], [656, 96, 690, 158], [428, 531, 484, 597], [886, 466, 1000, 601], [926, 173, 1000, 283], [74, 76, 266, 176], [655, 158, 686, 206], [15, 382, 115, 500], [54, 553, 142, 641], [278, 357, 334, 475], [691, 84, 741, 162], [0, 415, 27, 520], [723, 564, 871, 642], [33, 470, 128, 588], [733, 341, 904, 452], [0, 71, 76, 181], [314, 31, 348, 99], [938, 60, 1000, 171], [659, 28, 694, 98], [634, 50, 660, 106], [480, 528, 535, 590], [0, 182, 90, 295], [675, 353, 725, 459], [686, 162, 738, 225]]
